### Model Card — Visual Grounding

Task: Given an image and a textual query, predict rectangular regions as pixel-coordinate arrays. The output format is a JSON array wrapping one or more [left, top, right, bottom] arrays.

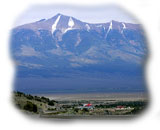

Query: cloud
[[16, 45, 41, 57]]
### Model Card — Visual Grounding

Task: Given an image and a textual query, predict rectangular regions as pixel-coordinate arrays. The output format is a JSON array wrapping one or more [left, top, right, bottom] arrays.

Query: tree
[[48, 100, 55, 106], [23, 101, 38, 113]]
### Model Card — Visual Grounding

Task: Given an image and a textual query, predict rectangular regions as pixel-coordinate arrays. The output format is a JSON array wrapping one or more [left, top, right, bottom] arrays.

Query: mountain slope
[[10, 14, 148, 93]]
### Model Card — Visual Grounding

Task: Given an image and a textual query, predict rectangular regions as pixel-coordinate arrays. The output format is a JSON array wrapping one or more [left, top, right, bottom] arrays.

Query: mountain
[[10, 13, 148, 93]]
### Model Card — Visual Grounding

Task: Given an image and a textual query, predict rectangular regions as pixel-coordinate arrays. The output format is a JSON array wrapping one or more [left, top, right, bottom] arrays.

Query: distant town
[[13, 91, 148, 118]]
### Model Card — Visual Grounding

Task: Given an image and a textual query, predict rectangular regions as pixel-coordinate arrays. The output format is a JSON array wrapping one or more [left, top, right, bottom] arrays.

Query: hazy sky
[[14, 4, 138, 26]]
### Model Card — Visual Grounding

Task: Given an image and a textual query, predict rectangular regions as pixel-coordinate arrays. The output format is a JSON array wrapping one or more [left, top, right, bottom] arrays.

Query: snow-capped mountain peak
[[11, 13, 147, 93]]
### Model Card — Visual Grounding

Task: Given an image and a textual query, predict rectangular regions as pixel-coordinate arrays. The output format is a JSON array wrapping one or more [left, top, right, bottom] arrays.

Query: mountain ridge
[[14, 13, 141, 33], [11, 13, 146, 82], [11, 13, 147, 93]]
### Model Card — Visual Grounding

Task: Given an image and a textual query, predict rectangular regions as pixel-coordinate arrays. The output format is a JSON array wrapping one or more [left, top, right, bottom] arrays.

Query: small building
[[116, 106, 125, 110], [78, 103, 94, 110], [115, 106, 133, 110], [83, 103, 92, 107]]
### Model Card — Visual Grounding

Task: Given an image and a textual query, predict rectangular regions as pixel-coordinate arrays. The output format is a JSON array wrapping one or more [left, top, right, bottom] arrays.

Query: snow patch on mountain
[[68, 17, 74, 27], [121, 22, 126, 33], [75, 33, 81, 47], [105, 21, 112, 38], [85, 24, 90, 31], [122, 22, 126, 29], [103, 26, 106, 31], [64, 17, 75, 33], [109, 21, 113, 30], [51, 15, 61, 34]]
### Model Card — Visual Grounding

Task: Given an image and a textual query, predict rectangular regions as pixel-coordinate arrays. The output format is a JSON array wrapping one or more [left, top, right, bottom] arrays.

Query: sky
[[14, 4, 138, 26]]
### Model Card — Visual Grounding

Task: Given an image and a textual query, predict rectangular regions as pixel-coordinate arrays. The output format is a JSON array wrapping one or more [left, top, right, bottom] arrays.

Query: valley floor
[[13, 91, 148, 119]]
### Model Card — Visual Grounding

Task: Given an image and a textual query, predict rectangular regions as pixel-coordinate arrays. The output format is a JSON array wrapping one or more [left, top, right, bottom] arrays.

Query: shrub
[[41, 96, 49, 103], [26, 94, 34, 100], [16, 91, 24, 96], [82, 108, 89, 112], [48, 100, 55, 106], [23, 101, 38, 113], [73, 108, 79, 112]]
